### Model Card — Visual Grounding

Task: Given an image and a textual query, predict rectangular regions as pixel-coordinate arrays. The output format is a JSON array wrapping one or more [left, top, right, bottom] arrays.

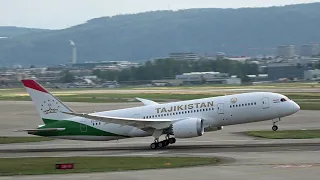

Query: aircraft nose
[[292, 102, 300, 113]]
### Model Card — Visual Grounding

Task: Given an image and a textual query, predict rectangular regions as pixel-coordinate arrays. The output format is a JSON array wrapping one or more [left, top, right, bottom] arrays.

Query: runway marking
[[273, 164, 317, 168]]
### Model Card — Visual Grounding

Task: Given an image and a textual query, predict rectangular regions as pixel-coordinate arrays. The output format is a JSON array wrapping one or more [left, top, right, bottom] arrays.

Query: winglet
[[21, 79, 48, 93], [135, 97, 159, 106]]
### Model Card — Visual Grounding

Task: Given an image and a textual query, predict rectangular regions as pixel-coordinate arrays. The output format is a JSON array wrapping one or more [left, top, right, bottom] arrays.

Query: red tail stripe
[[21, 79, 48, 93]]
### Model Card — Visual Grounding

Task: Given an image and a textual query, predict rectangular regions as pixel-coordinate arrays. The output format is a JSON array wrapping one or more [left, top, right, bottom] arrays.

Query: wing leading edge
[[62, 112, 173, 129]]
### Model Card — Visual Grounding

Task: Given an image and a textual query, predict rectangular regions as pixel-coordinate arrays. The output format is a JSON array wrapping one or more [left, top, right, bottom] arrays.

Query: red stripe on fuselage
[[21, 79, 48, 93]]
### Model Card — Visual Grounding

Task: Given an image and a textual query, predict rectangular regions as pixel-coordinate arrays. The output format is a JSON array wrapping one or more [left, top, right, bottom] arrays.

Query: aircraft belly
[[53, 135, 127, 141]]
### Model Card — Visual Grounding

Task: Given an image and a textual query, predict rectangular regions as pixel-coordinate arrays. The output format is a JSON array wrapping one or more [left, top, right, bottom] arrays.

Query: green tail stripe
[[36, 118, 128, 137], [42, 119, 57, 125]]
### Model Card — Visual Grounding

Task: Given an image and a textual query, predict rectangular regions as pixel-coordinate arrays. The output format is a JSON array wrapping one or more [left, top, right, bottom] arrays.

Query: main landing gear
[[272, 118, 281, 131], [150, 136, 176, 149]]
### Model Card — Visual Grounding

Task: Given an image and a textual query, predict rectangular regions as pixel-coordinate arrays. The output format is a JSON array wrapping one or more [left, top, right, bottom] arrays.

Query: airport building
[[276, 45, 296, 58], [175, 71, 241, 84], [300, 43, 320, 57], [169, 53, 199, 61], [267, 62, 308, 80], [71, 61, 139, 70], [304, 69, 320, 80]]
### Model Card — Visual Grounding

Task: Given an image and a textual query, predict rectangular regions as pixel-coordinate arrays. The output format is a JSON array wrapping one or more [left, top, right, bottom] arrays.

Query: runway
[[0, 101, 320, 180]]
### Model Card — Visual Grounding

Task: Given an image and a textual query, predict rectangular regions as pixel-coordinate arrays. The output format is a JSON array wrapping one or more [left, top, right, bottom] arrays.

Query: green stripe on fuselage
[[42, 119, 57, 125], [34, 119, 128, 137]]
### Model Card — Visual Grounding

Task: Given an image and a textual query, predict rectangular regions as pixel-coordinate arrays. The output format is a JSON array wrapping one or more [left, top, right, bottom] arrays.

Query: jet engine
[[171, 118, 204, 138]]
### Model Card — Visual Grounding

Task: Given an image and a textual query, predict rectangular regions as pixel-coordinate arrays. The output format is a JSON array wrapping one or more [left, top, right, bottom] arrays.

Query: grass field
[[247, 129, 320, 139], [0, 137, 53, 144], [0, 157, 220, 176]]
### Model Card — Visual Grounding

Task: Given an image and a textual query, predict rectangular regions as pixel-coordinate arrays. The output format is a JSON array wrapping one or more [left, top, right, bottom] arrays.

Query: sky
[[1, 0, 319, 29]]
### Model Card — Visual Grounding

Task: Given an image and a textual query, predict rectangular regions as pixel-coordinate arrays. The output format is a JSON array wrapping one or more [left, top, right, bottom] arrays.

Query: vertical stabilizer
[[21, 79, 74, 124]]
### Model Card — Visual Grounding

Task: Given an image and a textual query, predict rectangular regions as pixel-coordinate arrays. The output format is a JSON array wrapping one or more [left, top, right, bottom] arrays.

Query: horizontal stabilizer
[[15, 128, 65, 133]]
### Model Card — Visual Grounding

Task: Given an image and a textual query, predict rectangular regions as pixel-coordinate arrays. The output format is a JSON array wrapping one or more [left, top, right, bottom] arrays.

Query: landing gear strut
[[272, 118, 281, 131]]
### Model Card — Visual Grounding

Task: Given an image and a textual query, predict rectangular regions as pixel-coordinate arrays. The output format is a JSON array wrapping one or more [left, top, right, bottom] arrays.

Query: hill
[[0, 26, 48, 38], [1, 3, 320, 66]]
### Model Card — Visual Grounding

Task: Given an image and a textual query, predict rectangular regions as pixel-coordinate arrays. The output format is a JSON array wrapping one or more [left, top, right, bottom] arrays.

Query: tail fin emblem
[[40, 99, 59, 114]]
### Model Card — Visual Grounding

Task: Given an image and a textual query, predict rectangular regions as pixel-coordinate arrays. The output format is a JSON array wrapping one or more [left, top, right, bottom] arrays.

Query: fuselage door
[[262, 97, 270, 109], [80, 120, 87, 132], [217, 103, 224, 114]]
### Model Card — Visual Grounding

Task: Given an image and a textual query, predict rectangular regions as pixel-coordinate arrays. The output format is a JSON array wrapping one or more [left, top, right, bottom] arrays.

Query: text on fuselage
[[155, 101, 214, 113]]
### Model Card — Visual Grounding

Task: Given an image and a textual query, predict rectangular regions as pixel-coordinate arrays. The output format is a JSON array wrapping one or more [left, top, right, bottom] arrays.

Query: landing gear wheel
[[158, 142, 164, 148], [272, 125, 278, 131], [168, 138, 176, 144], [150, 143, 158, 149], [163, 140, 169, 147]]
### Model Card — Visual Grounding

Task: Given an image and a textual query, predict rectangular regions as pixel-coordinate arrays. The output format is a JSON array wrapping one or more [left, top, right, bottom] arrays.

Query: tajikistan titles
[[155, 101, 214, 114]]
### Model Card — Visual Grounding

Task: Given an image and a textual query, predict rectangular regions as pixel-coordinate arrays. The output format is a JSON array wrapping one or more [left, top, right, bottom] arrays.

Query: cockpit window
[[280, 98, 287, 102]]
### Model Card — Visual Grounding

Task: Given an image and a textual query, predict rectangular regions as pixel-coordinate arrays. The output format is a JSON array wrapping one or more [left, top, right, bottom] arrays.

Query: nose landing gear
[[272, 125, 278, 131], [272, 118, 281, 131]]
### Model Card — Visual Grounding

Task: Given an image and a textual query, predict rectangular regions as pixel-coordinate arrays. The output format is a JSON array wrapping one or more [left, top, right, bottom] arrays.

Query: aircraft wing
[[15, 128, 65, 133], [135, 97, 159, 106], [62, 112, 173, 129]]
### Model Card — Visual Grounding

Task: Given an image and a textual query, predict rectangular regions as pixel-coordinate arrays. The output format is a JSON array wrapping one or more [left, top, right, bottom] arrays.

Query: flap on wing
[[62, 111, 172, 129], [15, 128, 65, 133], [136, 97, 159, 106]]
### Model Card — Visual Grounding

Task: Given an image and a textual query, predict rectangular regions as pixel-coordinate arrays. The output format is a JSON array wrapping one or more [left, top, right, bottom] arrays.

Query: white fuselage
[[64, 92, 300, 141]]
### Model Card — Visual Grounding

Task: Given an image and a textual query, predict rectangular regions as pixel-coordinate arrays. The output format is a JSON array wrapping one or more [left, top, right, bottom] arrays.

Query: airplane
[[18, 79, 300, 149]]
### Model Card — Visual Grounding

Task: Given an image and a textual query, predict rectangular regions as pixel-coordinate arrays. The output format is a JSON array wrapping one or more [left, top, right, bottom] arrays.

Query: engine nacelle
[[171, 118, 204, 138], [204, 126, 223, 132]]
